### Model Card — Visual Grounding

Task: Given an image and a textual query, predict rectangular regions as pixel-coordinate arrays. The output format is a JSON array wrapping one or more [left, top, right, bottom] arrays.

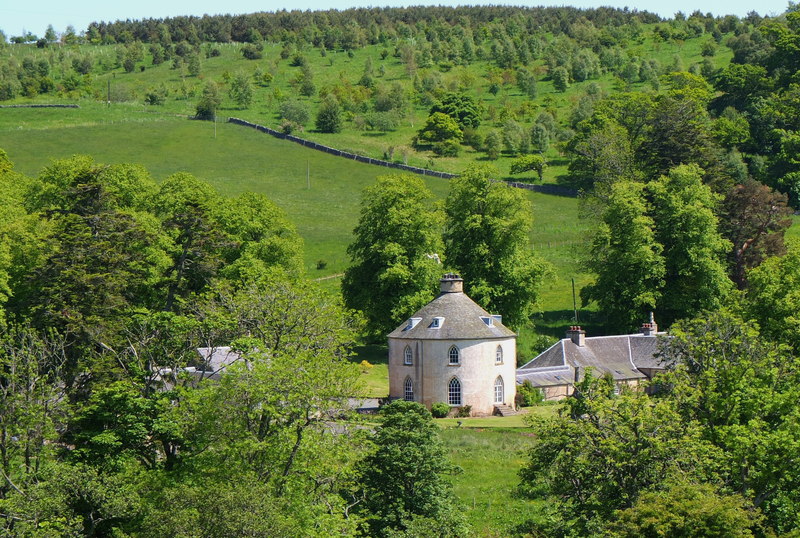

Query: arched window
[[494, 376, 504, 404], [448, 345, 460, 365], [404, 377, 414, 401], [403, 345, 413, 365], [448, 377, 462, 405], [495, 345, 503, 364]]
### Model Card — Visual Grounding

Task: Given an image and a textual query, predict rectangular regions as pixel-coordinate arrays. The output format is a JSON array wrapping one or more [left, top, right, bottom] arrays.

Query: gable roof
[[387, 290, 515, 340], [516, 333, 669, 388]]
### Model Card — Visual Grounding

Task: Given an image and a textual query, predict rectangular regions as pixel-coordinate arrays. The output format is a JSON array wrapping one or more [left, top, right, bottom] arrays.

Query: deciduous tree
[[342, 174, 444, 338], [444, 165, 550, 328]]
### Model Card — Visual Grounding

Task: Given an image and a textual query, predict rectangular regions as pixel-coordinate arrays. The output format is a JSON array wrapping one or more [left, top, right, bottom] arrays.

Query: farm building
[[515, 315, 668, 400], [387, 273, 517, 416]]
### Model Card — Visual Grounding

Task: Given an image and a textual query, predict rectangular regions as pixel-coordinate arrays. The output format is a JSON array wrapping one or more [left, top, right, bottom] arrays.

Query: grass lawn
[[351, 344, 389, 398], [441, 423, 549, 535], [437, 404, 559, 429]]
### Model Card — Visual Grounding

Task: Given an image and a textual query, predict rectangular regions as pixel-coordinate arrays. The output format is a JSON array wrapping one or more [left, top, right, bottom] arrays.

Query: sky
[[1, 0, 793, 39]]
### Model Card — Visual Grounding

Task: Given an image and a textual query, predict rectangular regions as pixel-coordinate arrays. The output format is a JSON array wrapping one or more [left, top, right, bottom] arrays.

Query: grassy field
[[441, 425, 546, 535], [0, 26, 734, 179], [0, 111, 589, 313]]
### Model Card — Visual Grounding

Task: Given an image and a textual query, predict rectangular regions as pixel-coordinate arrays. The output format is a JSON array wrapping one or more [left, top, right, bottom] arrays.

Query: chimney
[[440, 273, 463, 294], [566, 326, 585, 347], [641, 312, 658, 336]]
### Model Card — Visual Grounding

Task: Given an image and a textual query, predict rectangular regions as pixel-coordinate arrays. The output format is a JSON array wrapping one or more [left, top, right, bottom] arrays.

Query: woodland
[[1, 4, 800, 537]]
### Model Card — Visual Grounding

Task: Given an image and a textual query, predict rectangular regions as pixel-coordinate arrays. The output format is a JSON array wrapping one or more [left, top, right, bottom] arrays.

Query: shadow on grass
[[534, 309, 604, 338], [351, 343, 388, 366]]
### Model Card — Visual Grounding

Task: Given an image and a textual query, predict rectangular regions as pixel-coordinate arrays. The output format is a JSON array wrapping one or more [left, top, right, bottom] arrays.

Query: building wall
[[389, 336, 517, 416]]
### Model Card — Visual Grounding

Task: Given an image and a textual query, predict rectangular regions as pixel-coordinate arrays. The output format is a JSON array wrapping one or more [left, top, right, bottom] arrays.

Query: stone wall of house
[[389, 336, 516, 416]]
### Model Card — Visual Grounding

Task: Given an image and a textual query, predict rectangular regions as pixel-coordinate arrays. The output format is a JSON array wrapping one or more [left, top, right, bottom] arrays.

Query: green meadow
[[0, 110, 589, 316]]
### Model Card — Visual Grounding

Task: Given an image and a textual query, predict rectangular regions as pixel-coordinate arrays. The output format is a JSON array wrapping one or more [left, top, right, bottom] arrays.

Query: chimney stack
[[641, 312, 658, 336], [440, 273, 463, 294], [566, 326, 585, 347]]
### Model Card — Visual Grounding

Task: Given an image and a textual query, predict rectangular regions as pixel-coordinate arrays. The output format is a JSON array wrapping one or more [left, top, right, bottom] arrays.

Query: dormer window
[[405, 317, 422, 330], [448, 345, 460, 365], [430, 316, 444, 328], [403, 345, 413, 365], [480, 316, 494, 327]]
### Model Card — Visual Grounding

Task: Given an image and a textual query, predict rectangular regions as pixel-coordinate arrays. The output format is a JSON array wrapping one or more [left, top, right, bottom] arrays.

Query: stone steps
[[494, 404, 518, 417]]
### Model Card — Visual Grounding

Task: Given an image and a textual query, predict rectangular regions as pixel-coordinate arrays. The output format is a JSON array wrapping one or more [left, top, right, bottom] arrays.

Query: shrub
[[515, 380, 544, 407], [456, 405, 472, 418], [431, 402, 449, 418], [315, 259, 327, 270], [241, 44, 263, 60]]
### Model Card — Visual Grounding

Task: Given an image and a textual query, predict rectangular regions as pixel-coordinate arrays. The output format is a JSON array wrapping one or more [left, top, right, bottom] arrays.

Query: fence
[[227, 117, 578, 197]]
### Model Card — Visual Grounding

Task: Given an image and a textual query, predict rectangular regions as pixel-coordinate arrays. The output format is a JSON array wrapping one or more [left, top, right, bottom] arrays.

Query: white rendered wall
[[389, 336, 517, 416]]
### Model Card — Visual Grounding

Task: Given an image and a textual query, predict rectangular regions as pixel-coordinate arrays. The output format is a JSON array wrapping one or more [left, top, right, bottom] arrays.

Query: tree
[[195, 81, 221, 120], [151, 172, 229, 313], [279, 99, 310, 126], [745, 239, 800, 353], [342, 174, 444, 338], [551, 65, 570, 92], [501, 119, 529, 155], [359, 401, 466, 537], [567, 119, 638, 193], [721, 179, 792, 289], [44, 25, 57, 44], [416, 112, 462, 156], [429, 92, 481, 129], [647, 164, 731, 325], [228, 71, 253, 108], [444, 165, 550, 328], [607, 483, 763, 537], [581, 181, 665, 333], [658, 313, 800, 532], [516, 67, 538, 98], [316, 95, 343, 133], [484, 130, 502, 160], [510, 154, 547, 181], [519, 373, 716, 536]]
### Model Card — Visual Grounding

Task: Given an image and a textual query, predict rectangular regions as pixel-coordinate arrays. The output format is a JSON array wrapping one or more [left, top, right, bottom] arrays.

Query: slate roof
[[194, 346, 243, 379], [516, 333, 669, 388], [387, 289, 516, 340]]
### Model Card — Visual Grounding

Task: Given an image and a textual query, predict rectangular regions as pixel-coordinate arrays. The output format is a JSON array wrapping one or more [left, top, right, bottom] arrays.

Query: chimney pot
[[440, 273, 464, 293], [566, 325, 586, 346]]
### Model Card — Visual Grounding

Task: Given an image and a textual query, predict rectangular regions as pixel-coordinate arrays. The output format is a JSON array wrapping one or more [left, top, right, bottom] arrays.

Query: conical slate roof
[[388, 283, 515, 340]]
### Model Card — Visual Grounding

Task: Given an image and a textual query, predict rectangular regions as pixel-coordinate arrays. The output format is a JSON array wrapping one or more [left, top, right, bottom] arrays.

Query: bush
[[515, 380, 544, 407], [456, 405, 472, 418], [241, 44, 263, 60], [431, 402, 449, 418]]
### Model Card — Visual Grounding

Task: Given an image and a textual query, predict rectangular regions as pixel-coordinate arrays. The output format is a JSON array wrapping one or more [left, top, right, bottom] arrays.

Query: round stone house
[[387, 274, 517, 416]]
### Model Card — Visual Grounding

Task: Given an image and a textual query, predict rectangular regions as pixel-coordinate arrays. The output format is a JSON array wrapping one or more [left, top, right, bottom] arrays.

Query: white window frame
[[448, 345, 460, 365], [448, 377, 462, 406], [403, 345, 413, 365], [495, 345, 503, 364], [404, 377, 414, 401], [494, 376, 504, 404]]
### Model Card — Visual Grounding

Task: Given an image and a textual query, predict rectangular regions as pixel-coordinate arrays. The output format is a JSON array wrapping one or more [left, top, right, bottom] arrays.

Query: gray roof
[[516, 333, 669, 387], [387, 290, 516, 340], [195, 346, 242, 377]]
